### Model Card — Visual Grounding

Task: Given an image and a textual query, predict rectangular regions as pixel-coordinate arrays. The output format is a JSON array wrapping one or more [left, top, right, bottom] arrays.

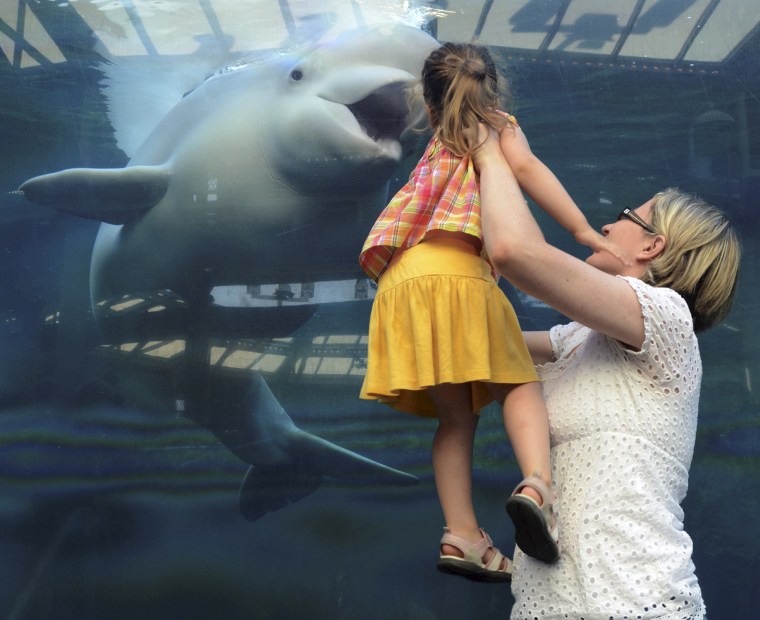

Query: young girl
[[359, 42, 616, 581]]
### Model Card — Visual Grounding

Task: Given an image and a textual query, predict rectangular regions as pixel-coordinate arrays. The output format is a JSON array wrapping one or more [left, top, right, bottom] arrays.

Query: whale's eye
[[290, 68, 304, 81]]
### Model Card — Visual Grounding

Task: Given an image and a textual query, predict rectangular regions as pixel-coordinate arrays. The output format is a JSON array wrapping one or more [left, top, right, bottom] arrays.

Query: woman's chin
[[585, 252, 618, 275]]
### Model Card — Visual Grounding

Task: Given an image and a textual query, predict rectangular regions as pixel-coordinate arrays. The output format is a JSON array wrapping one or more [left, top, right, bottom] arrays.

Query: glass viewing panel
[[0, 1, 757, 619]]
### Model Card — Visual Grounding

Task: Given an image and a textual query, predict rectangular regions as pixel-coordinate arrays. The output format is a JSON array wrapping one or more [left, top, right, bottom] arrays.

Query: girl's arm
[[475, 128, 646, 349], [499, 123, 622, 258]]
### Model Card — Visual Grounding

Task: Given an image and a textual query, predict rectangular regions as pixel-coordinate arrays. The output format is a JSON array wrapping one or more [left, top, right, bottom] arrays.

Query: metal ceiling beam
[[611, 0, 647, 59], [0, 1, 56, 69], [472, 0, 494, 43], [538, 0, 572, 53], [121, 0, 158, 56], [676, 0, 722, 62]]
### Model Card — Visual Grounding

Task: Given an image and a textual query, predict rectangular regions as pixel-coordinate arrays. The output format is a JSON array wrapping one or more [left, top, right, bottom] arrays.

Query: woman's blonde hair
[[644, 188, 741, 332], [421, 42, 512, 157]]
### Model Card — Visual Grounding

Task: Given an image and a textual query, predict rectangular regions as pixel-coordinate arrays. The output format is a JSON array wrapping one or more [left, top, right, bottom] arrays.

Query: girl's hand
[[575, 227, 633, 266]]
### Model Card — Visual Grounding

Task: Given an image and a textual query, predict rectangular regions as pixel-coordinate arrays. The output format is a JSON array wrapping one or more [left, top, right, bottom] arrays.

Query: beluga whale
[[21, 23, 438, 302], [19, 23, 439, 520]]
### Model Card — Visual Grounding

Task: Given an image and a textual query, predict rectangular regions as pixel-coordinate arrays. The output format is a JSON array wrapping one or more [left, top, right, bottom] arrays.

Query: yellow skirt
[[360, 237, 539, 418]]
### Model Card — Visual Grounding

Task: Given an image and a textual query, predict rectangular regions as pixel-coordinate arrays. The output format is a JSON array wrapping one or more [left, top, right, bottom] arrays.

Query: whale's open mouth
[[346, 81, 412, 149]]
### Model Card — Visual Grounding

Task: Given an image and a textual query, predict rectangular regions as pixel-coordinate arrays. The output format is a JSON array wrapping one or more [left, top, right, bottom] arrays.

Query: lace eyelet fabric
[[510, 278, 705, 620]]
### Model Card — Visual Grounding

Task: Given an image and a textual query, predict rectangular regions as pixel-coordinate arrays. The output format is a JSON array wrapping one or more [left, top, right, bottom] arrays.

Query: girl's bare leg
[[491, 381, 551, 503], [428, 383, 479, 543], [428, 383, 503, 564]]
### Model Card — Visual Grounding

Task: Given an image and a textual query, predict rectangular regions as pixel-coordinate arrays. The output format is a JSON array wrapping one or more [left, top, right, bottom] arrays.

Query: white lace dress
[[510, 277, 706, 620]]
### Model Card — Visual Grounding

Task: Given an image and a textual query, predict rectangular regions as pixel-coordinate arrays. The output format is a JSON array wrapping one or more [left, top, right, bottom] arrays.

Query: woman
[[471, 123, 740, 619]]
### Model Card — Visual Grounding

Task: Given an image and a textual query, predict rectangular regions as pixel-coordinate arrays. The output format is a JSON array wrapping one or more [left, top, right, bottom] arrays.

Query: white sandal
[[436, 528, 512, 582], [505, 473, 560, 564]]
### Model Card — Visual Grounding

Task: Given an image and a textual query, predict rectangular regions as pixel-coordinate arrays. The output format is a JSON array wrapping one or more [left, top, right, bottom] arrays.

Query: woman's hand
[[466, 122, 504, 172]]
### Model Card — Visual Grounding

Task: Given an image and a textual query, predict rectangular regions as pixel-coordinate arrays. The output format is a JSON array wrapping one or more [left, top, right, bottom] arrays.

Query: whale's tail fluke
[[237, 422, 418, 521], [187, 373, 417, 521]]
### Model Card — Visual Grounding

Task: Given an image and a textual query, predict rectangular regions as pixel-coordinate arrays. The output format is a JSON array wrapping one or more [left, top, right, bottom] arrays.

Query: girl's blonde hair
[[421, 42, 512, 157], [644, 188, 741, 332]]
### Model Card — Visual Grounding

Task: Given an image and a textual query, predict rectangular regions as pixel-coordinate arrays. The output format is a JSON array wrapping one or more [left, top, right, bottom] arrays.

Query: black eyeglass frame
[[618, 208, 657, 234]]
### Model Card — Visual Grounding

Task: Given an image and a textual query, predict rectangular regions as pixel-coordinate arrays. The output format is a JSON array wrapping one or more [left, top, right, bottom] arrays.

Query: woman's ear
[[640, 234, 667, 261]]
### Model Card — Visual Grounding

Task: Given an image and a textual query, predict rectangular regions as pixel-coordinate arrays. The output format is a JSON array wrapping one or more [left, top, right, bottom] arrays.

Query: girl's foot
[[506, 474, 560, 564], [437, 528, 512, 582]]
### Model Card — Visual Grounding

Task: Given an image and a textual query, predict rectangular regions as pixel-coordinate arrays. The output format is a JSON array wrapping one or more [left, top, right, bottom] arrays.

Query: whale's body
[[19, 24, 438, 519]]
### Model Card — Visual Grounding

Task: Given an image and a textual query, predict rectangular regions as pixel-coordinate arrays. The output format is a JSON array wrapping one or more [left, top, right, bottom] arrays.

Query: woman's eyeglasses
[[618, 208, 656, 234]]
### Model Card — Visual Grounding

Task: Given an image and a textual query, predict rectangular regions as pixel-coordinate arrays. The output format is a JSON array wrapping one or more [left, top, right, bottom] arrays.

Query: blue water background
[[0, 3, 758, 619]]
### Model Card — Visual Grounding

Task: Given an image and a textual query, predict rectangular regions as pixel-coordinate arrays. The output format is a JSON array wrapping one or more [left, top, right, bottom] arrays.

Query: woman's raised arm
[[474, 126, 646, 349]]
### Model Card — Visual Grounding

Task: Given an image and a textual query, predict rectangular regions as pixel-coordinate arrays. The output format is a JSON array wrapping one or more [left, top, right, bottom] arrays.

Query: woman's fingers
[[463, 122, 480, 150], [470, 123, 503, 171]]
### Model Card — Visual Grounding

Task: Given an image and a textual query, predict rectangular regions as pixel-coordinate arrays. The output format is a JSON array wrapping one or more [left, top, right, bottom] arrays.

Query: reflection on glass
[[0, 1, 757, 619]]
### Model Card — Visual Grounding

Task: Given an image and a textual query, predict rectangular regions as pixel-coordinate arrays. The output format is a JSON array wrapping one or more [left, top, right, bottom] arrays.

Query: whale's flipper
[[19, 166, 170, 224], [222, 374, 416, 521]]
